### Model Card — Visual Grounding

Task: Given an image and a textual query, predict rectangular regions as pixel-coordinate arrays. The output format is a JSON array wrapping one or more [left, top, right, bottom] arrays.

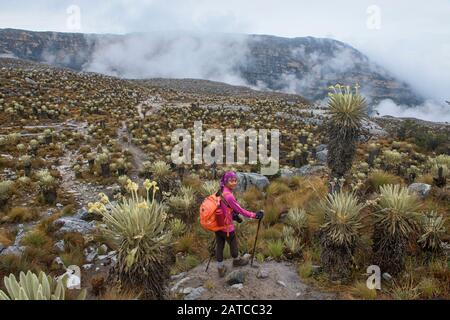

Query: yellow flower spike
[[138, 202, 149, 209], [143, 179, 152, 191], [87, 202, 95, 213], [99, 193, 109, 205]]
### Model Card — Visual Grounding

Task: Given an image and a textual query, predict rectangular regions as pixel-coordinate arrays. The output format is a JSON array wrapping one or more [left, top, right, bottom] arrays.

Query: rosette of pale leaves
[[99, 197, 172, 272], [375, 184, 420, 237], [0, 271, 86, 300], [418, 211, 447, 254], [201, 180, 220, 197], [326, 84, 368, 130], [318, 191, 365, 278], [319, 191, 365, 247]]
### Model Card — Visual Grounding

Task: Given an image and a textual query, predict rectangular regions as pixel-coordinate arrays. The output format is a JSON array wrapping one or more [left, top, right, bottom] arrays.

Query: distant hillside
[[0, 28, 423, 106]]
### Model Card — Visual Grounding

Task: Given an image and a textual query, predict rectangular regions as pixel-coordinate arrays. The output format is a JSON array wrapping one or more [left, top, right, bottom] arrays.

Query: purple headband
[[220, 171, 237, 190]]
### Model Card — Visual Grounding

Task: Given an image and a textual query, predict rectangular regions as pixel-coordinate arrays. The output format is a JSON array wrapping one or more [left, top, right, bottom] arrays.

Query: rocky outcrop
[[280, 165, 327, 177], [53, 216, 96, 235], [236, 172, 269, 192]]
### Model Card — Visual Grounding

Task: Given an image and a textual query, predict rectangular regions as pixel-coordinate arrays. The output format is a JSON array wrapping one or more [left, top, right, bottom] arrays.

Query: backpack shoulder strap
[[217, 189, 231, 208]]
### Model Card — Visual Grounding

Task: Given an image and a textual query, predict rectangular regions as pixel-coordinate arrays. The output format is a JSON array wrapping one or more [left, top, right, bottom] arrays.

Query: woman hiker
[[215, 171, 264, 277]]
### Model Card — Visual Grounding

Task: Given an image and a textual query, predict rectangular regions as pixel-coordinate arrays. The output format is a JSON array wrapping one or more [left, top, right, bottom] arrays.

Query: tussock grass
[[99, 287, 142, 300], [367, 170, 403, 191], [171, 254, 201, 274], [417, 277, 441, 299], [351, 281, 377, 300], [37, 213, 61, 235], [61, 248, 85, 267], [0, 228, 14, 247], [262, 202, 283, 226], [21, 229, 53, 249], [298, 261, 313, 279], [266, 181, 291, 198], [241, 186, 265, 212], [3, 207, 39, 223], [174, 233, 196, 254], [265, 240, 284, 260]]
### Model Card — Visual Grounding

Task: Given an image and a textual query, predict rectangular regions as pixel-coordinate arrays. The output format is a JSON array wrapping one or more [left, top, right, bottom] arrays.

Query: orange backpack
[[199, 192, 231, 232]]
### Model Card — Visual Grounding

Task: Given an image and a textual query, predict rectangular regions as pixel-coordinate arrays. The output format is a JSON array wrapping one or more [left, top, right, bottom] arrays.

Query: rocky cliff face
[[241, 35, 423, 105], [0, 28, 423, 106]]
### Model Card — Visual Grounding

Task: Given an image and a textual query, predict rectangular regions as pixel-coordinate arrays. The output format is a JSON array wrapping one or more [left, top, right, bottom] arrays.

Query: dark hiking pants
[[215, 231, 238, 262]]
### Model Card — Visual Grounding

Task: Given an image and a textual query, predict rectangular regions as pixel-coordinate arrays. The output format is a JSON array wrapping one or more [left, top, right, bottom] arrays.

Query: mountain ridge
[[0, 28, 423, 106]]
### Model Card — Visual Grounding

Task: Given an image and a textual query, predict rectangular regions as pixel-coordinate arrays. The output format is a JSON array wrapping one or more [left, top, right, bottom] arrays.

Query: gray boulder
[[184, 287, 205, 300], [236, 172, 269, 192], [256, 268, 269, 279], [74, 207, 95, 221], [280, 165, 327, 178], [225, 270, 247, 286], [0, 245, 25, 256], [54, 216, 95, 235], [13, 225, 27, 246], [84, 246, 98, 263], [170, 272, 187, 281], [316, 149, 328, 164], [315, 144, 328, 153], [408, 183, 432, 198], [360, 120, 388, 141]]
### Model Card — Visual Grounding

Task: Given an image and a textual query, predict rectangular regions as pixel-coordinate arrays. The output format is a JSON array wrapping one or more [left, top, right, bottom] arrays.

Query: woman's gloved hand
[[233, 213, 243, 223], [255, 210, 264, 220]]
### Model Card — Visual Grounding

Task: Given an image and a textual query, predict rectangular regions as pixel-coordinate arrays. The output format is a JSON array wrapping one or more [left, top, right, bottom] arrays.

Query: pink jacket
[[216, 186, 257, 233]]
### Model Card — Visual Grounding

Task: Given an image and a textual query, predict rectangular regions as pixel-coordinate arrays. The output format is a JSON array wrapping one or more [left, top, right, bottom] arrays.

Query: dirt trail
[[115, 96, 168, 181], [116, 121, 148, 182], [169, 259, 336, 300], [57, 148, 102, 207], [56, 121, 100, 207]]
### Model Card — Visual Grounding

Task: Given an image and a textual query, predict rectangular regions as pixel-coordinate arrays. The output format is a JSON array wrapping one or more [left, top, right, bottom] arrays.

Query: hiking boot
[[218, 265, 228, 278], [233, 256, 249, 267]]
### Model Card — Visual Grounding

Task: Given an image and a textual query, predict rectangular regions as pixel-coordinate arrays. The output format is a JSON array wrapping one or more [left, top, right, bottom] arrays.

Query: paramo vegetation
[[0, 58, 448, 300]]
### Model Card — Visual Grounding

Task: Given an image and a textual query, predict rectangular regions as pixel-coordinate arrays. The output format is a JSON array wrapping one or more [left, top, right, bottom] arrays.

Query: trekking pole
[[205, 238, 216, 272], [250, 217, 262, 267]]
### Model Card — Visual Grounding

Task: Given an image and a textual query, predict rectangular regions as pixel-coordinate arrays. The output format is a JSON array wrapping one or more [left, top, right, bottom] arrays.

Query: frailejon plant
[[318, 191, 365, 279], [36, 169, 57, 204], [200, 180, 220, 197], [0, 180, 14, 209], [89, 179, 171, 299], [282, 225, 302, 258], [373, 184, 421, 275], [19, 155, 32, 176], [326, 84, 368, 181], [96, 152, 111, 178], [167, 186, 196, 222], [418, 211, 447, 259], [0, 271, 86, 300], [428, 154, 449, 188], [168, 218, 187, 238]]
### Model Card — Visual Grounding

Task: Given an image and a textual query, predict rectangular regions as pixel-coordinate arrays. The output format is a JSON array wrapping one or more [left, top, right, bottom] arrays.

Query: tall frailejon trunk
[[327, 123, 360, 179], [372, 225, 408, 275], [101, 164, 110, 178], [43, 189, 57, 204]]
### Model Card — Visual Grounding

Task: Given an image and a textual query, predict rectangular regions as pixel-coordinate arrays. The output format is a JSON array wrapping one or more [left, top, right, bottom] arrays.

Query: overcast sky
[[1, 0, 449, 120]]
